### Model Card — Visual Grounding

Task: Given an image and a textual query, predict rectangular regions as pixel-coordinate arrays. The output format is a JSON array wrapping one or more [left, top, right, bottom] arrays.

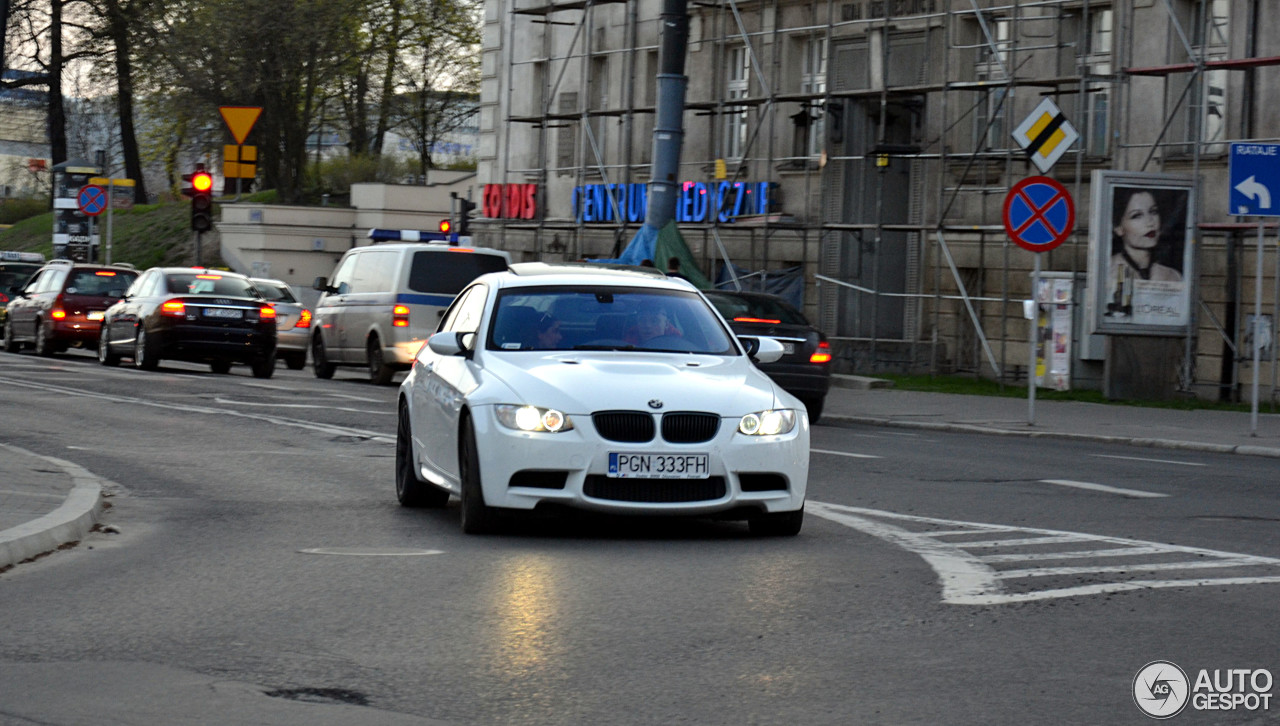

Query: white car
[[395, 262, 810, 535]]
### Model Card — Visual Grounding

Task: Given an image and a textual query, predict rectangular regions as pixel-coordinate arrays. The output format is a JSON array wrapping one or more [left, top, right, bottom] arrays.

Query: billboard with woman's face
[[1087, 171, 1196, 335]]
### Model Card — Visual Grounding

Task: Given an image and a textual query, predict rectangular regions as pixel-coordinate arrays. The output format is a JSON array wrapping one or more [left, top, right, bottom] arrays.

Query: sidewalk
[[0, 443, 104, 571], [2, 380, 1278, 570], [823, 375, 1280, 457]]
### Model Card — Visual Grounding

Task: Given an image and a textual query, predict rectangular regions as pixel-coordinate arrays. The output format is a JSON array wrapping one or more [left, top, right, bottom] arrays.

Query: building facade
[[423, 2, 1273, 399]]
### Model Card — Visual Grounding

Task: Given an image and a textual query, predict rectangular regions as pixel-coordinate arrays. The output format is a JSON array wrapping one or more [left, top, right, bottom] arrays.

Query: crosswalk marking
[[806, 501, 1280, 605]]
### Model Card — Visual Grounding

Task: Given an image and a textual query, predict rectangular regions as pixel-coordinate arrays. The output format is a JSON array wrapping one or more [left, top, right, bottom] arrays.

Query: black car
[[0, 260, 43, 326], [704, 289, 832, 421], [98, 267, 278, 377]]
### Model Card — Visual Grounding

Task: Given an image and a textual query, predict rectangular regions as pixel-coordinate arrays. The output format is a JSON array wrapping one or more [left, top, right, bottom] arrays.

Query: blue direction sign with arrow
[[1229, 142, 1280, 216], [1003, 176, 1075, 253]]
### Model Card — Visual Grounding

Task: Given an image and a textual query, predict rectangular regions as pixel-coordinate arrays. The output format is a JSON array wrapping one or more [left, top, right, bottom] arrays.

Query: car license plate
[[782, 342, 795, 354], [608, 452, 709, 479], [87, 311, 104, 321], [204, 308, 242, 319]]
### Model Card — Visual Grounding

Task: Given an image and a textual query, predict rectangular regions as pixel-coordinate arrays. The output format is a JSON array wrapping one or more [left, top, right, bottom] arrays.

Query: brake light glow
[[810, 340, 832, 364], [196, 274, 222, 280], [161, 301, 185, 316], [0, 293, 7, 304], [51, 308, 66, 319], [95, 271, 117, 276], [393, 304, 410, 327], [734, 317, 781, 324], [260, 306, 276, 320], [447, 248, 474, 253], [294, 309, 312, 329]]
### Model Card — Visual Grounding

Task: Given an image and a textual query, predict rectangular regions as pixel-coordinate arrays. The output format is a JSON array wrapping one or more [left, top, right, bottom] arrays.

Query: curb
[[821, 414, 1280, 459], [0, 445, 105, 570]]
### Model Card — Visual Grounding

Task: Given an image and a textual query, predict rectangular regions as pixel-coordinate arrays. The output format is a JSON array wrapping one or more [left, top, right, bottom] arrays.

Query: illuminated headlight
[[495, 404, 574, 433], [737, 409, 797, 436]]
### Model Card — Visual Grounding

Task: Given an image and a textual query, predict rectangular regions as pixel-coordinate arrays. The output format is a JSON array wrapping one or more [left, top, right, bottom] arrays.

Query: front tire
[[748, 507, 804, 536], [134, 327, 159, 370], [459, 417, 499, 534], [98, 326, 121, 366], [367, 336, 395, 385], [396, 405, 449, 508], [312, 334, 334, 379], [3, 319, 20, 353]]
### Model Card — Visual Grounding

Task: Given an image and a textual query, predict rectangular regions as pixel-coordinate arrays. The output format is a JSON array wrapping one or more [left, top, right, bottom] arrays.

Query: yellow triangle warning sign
[[219, 106, 262, 145]]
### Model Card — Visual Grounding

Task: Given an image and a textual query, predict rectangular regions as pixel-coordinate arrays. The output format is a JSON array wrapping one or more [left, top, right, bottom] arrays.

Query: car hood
[[477, 351, 785, 415]]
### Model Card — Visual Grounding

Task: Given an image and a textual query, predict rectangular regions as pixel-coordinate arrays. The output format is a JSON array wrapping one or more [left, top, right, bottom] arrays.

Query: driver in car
[[626, 307, 681, 346]]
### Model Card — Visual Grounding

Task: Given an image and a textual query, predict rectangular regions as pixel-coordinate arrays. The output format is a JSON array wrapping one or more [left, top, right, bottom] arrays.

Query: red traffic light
[[438, 219, 451, 233], [191, 172, 214, 193]]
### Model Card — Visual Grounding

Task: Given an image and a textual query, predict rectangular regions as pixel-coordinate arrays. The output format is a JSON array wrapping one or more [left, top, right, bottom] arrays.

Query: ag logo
[[1134, 661, 1190, 719]]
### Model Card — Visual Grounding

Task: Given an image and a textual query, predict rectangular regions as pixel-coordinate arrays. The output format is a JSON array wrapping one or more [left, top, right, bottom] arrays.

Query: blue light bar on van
[[367, 229, 455, 243]]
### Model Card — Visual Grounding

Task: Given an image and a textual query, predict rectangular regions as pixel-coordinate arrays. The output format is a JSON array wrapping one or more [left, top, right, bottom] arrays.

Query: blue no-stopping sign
[[77, 184, 108, 217], [1003, 176, 1075, 253]]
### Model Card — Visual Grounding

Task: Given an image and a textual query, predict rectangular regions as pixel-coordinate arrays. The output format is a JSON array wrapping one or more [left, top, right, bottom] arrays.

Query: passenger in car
[[534, 313, 563, 349], [625, 307, 680, 345]]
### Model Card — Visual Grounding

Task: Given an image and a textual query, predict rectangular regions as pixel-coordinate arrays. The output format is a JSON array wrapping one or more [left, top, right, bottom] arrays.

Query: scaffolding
[[481, 0, 1280, 401]]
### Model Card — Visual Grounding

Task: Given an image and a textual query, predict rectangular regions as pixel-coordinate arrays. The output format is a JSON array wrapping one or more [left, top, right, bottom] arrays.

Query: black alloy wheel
[[396, 405, 448, 508], [459, 417, 499, 534]]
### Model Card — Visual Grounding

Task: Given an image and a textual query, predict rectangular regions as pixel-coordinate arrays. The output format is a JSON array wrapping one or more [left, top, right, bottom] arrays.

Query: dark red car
[[3, 260, 138, 356]]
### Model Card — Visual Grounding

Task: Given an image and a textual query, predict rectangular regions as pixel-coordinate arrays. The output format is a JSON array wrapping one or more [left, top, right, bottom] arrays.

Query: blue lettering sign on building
[[573, 181, 775, 223]]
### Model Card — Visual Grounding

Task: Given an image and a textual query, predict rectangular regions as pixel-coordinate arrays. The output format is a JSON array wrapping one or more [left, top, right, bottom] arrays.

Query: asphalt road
[[0, 350, 1277, 725]]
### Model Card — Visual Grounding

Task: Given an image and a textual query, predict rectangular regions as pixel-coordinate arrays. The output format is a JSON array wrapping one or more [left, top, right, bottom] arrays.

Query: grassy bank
[[0, 200, 225, 269]]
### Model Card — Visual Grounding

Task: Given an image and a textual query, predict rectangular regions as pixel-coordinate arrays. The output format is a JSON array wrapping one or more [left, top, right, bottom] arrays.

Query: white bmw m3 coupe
[[395, 262, 810, 535]]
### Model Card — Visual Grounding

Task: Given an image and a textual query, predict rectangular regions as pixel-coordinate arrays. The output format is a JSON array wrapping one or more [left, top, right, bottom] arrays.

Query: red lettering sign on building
[[483, 183, 538, 219]]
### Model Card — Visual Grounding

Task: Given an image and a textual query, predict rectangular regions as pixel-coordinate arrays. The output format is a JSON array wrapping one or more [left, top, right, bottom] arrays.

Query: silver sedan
[[250, 278, 311, 370]]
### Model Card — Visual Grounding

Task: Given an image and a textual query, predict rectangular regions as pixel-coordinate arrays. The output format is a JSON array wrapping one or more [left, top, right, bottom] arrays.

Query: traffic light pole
[[195, 229, 202, 267]]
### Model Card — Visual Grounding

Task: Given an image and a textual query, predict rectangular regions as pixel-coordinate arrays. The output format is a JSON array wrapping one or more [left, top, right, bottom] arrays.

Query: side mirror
[[742, 336, 785, 364], [312, 277, 335, 294], [427, 331, 467, 356]]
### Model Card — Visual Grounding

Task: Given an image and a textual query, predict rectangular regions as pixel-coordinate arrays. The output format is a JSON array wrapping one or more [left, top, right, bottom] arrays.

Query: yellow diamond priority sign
[[219, 106, 263, 145], [1012, 98, 1078, 174]]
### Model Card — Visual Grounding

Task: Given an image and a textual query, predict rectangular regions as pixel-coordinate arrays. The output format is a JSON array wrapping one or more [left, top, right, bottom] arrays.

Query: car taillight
[[393, 304, 410, 327], [161, 301, 185, 316], [810, 340, 832, 364], [51, 308, 66, 319], [734, 317, 781, 324], [294, 309, 312, 329], [260, 306, 276, 320], [0, 293, 8, 304]]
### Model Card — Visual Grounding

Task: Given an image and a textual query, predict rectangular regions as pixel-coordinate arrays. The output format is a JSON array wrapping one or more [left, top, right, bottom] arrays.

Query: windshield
[[166, 273, 258, 297], [488, 286, 738, 355], [66, 269, 138, 296], [704, 291, 809, 325]]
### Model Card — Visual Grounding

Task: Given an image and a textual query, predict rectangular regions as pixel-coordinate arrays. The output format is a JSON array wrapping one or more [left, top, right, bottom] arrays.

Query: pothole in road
[[299, 547, 444, 556], [264, 687, 370, 706]]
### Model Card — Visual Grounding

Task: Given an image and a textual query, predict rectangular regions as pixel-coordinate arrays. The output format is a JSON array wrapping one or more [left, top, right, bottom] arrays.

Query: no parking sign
[[1003, 176, 1075, 253]]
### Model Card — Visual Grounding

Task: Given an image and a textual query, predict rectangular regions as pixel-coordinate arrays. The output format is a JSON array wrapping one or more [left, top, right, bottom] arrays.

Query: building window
[[1190, 0, 1229, 153], [800, 37, 826, 158], [973, 17, 1010, 151], [724, 45, 750, 161], [1084, 9, 1113, 156]]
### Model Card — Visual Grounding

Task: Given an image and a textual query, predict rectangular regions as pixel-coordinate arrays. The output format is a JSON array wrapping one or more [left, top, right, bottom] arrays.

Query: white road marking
[[949, 535, 1093, 548], [1090, 453, 1207, 467], [806, 501, 1280, 605], [299, 547, 444, 556], [0, 376, 395, 443], [211, 396, 392, 415], [811, 448, 881, 459], [1039, 479, 1168, 498]]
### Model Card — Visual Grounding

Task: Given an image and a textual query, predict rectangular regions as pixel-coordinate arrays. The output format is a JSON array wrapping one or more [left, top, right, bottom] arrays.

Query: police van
[[312, 241, 510, 384]]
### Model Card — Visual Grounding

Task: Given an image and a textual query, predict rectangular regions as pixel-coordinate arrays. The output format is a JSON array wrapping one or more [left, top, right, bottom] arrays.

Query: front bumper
[[465, 406, 809, 516]]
